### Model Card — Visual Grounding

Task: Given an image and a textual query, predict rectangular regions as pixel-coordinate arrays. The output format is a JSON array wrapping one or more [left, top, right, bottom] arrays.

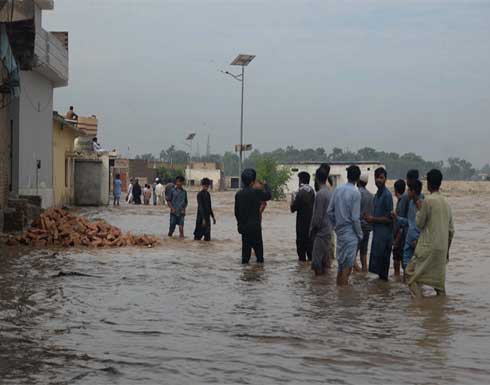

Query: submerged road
[[1, 190, 490, 384]]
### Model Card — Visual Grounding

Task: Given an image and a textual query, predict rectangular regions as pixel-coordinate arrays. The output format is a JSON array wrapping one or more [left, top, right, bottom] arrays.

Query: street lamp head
[[231, 54, 255, 66], [186, 133, 196, 141]]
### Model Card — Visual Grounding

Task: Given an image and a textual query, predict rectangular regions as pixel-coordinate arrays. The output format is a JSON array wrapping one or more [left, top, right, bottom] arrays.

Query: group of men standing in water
[[236, 163, 455, 297]]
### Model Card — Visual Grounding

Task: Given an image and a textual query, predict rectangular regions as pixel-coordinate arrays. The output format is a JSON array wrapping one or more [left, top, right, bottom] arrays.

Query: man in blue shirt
[[113, 174, 122, 206], [395, 179, 424, 271], [393, 179, 407, 277], [327, 165, 363, 286], [366, 167, 393, 281], [166, 175, 188, 238]]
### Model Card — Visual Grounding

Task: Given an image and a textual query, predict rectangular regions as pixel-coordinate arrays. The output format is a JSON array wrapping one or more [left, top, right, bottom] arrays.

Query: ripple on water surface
[[1, 193, 490, 384]]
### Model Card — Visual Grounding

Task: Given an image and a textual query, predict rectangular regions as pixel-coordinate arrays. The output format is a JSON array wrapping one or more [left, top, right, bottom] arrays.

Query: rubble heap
[[5, 208, 159, 248]]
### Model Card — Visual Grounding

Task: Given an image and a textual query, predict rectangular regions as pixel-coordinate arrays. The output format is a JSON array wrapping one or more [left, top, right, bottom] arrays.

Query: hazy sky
[[44, 0, 490, 166]]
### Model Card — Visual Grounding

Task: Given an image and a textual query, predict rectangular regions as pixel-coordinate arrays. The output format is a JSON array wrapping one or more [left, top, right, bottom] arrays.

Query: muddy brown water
[[1, 188, 490, 384]]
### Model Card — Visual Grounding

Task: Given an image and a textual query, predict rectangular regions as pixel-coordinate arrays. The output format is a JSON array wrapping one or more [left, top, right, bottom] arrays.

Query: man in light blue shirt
[[396, 179, 424, 270], [327, 165, 363, 286]]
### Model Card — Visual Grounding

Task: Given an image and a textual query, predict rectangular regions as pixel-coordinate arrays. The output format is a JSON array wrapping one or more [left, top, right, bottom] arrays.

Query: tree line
[[135, 146, 488, 181]]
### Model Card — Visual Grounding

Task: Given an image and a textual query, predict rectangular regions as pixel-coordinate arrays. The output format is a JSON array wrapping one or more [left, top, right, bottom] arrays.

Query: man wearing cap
[[357, 173, 373, 272], [291, 171, 315, 261]]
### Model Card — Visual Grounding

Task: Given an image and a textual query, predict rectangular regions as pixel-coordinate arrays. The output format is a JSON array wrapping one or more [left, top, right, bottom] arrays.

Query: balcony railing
[[34, 28, 68, 87]]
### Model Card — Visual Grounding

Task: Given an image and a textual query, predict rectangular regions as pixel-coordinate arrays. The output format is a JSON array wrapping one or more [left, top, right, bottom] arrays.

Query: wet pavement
[[1, 188, 490, 384]]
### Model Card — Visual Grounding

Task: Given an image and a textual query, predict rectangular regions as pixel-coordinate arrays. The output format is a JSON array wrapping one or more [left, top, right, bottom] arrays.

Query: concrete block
[[3, 207, 23, 232], [19, 195, 42, 208]]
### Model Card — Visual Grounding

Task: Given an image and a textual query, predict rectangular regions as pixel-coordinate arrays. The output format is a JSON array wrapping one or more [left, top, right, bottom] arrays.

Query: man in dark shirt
[[393, 179, 407, 277], [291, 172, 315, 261], [234, 169, 272, 264], [194, 178, 216, 241], [366, 167, 393, 280]]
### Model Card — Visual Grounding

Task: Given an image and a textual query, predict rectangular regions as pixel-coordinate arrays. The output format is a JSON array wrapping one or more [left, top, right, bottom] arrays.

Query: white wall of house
[[15, 70, 54, 207], [185, 168, 222, 190], [8, 2, 68, 209], [281, 162, 383, 195]]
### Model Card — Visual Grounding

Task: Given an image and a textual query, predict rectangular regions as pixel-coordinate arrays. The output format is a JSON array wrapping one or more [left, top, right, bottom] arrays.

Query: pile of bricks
[[5, 208, 159, 248]]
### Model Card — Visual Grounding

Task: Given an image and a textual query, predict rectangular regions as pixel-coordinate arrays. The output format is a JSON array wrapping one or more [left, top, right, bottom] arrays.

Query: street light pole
[[239, 64, 245, 182], [185, 133, 196, 187], [224, 54, 255, 185]]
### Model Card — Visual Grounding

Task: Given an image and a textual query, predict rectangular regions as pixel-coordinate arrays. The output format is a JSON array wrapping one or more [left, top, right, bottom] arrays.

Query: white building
[[185, 162, 224, 191], [280, 161, 384, 194], [9, 0, 69, 208]]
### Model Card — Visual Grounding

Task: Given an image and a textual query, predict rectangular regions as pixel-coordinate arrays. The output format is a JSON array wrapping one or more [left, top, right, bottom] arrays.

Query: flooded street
[[1, 184, 490, 384]]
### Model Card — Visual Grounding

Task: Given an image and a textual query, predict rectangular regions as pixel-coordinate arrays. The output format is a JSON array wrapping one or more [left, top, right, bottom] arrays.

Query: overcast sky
[[44, 0, 490, 166]]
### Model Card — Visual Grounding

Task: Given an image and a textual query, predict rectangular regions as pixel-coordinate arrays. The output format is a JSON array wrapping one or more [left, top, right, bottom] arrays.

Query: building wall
[[0, 105, 11, 209], [129, 159, 157, 186], [74, 154, 109, 206], [185, 168, 222, 190], [281, 163, 382, 194], [15, 70, 54, 208], [52, 118, 77, 207]]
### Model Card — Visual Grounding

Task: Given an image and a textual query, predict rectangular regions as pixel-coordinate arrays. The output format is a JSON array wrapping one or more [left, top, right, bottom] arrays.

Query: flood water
[[1, 187, 490, 384]]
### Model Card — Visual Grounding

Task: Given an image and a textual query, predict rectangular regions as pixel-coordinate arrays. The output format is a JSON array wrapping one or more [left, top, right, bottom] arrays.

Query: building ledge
[[34, 28, 68, 87], [34, 0, 54, 10]]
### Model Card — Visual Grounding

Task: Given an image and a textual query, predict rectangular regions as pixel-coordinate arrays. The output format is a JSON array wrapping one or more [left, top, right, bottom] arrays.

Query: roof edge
[[279, 161, 384, 166]]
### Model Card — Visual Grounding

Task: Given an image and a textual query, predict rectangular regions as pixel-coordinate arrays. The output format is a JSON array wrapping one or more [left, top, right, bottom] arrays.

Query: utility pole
[[222, 54, 255, 184], [206, 134, 211, 158]]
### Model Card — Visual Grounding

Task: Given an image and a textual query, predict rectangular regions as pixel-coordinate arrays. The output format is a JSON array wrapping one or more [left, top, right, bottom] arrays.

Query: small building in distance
[[279, 161, 384, 194], [52, 112, 81, 207], [53, 111, 112, 207], [185, 162, 224, 191]]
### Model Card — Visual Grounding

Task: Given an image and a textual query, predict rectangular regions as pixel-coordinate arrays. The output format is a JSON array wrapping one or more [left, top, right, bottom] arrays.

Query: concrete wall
[[128, 159, 157, 184], [281, 163, 382, 195], [13, 70, 54, 208], [0, 103, 11, 209], [74, 155, 110, 206], [185, 168, 222, 190], [52, 118, 77, 207], [75, 159, 102, 206]]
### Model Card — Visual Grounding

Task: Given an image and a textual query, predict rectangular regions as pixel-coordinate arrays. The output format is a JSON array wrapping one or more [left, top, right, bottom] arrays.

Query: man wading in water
[[365, 167, 393, 281], [290, 171, 315, 262], [166, 176, 188, 238], [235, 169, 272, 264], [193, 178, 216, 241], [327, 165, 363, 286], [311, 167, 333, 275], [405, 169, 454, 297]]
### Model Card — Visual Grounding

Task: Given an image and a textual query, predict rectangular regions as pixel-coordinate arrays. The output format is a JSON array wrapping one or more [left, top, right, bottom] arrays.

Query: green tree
[[481, 164, 490, 175], [159, 145, 189, 165], [255, 156, 291, 200], [158, 166, 185, 182], [444, 158, 475, 180], [223, 152, 239, 176], [136, 153, 155, 160]]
